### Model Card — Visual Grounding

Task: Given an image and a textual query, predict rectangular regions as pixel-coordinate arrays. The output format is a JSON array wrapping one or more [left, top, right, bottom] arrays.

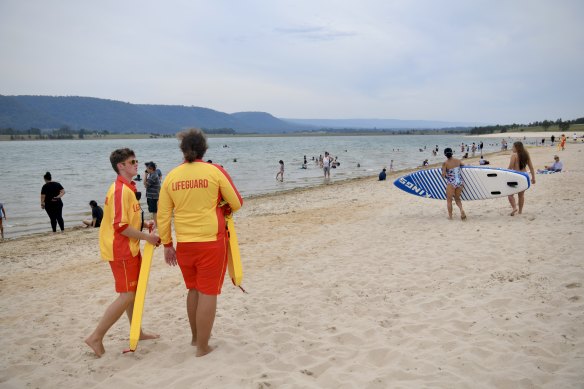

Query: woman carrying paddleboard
[[441, 148, 467, 220], [158, 128, 243, 357], [507, 141, 536, 216]]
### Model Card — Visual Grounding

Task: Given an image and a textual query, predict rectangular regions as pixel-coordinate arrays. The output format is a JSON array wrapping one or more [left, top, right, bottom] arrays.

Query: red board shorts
[[176, 238, 228, 295], [109, 255, 142, 293]]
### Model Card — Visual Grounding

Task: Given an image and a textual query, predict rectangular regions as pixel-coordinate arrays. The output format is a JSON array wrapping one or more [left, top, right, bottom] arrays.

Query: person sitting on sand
[[82, 200, 103, 228], [85, 148, 160, 358], [441, 148, 467, 221], [479, 156, 490, 165], [544, 155, 563, 172], [537, 155, 564, 174], [378, 168, 387, 181]]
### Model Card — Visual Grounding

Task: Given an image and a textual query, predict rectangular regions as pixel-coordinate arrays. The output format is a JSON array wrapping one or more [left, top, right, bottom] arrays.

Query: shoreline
[[1, 148, 508, 241], [1, 143, 583, 387]]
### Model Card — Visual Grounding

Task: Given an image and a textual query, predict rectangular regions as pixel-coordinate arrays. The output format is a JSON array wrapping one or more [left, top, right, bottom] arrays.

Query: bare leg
[[125, 301, 160, 340], [517, 191, 525, 214], [454, 187, 466, 220], [187, 289, 199, 345], [508, 195, 518, 216], [85, 292, 136, 357], [195, 292, 217, 357], [446, 185, 454, 219]]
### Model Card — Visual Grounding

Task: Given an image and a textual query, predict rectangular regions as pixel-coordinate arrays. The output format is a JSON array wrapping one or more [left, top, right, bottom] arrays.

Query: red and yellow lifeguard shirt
[[157, 160, 243, 246], [99, 176, 142, 261]]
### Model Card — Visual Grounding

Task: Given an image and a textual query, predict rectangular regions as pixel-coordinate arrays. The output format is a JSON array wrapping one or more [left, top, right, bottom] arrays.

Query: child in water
[[276, 160, 284, 182]]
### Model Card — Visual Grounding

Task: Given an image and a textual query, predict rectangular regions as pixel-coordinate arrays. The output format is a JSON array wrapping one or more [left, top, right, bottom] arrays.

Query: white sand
[[1, 143, 583, 388]]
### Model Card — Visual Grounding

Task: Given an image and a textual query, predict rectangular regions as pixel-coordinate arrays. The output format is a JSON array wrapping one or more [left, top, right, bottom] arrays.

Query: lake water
[[0, 134, 511, 238]]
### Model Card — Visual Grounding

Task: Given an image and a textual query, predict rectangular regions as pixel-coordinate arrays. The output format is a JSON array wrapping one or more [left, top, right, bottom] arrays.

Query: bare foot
[[461, 211, 467, 221], [139, 331, 160, 340], [196, 345, 215, 357], [85, 336, 105, 358], [510, 208, 518, 216]]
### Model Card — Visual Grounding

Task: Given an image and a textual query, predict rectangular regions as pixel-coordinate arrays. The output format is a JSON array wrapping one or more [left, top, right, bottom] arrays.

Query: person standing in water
[[507, 141, 536, 216], [276, 160, 284, 182], [441, 148, 466, 220], [40, 172, 65, 232]]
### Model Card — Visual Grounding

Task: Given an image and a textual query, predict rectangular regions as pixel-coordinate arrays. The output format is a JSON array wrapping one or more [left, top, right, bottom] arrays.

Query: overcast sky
[[1, 0, 582, 123]]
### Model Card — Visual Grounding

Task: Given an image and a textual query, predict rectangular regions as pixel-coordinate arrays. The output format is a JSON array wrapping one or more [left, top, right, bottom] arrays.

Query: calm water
[[0, 134, 507, 238]]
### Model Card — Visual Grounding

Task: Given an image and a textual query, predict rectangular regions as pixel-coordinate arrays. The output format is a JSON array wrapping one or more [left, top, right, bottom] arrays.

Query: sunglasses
[[124, 159, 139, 165]]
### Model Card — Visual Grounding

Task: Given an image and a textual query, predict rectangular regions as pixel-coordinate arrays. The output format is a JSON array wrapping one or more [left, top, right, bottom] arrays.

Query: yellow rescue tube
[[225, 214, 243, 286], [128, 242, 155, 352]]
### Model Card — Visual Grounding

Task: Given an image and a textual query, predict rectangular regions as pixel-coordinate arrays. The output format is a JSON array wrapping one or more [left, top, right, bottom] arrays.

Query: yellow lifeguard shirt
[[157, 160, 243, 245], [99, 176, 143, 261]]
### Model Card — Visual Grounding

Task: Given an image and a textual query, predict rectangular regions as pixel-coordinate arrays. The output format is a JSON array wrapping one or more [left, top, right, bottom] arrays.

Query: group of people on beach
[[85, 129, 243, 359]]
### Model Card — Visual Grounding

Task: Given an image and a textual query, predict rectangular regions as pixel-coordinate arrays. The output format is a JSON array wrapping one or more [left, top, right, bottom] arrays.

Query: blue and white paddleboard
[[393, 166, 530, 200]]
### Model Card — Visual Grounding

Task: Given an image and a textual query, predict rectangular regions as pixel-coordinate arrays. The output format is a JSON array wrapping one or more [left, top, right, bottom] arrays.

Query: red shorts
[[176, 239, 228, 295], [109, 255, 141, 293]]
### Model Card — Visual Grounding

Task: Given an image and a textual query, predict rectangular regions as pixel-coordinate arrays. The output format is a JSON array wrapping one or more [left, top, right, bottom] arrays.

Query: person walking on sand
[[85, 148, 160, 358], [276, 160, 284, 182], [0, 202, 6, 240], [559, 134, 567, 151], [157, 129, 243, 357], [507, 141, 536, 216], [441, 148, 467, 221], [41, 172, 65, 232]]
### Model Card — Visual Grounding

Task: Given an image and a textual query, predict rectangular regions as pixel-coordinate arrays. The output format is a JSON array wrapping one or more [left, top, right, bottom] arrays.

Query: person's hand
[[41, 203, 45, 209], [145, 232, 160, 246], [220, 203, 232, 216], [145, 220, 156, 230], [531, 176, 536, 184], [164, 246, 177, 266]]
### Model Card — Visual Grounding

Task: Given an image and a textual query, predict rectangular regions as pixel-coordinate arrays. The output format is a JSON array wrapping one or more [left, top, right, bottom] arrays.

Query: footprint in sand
[[565, 282, 582, 289]]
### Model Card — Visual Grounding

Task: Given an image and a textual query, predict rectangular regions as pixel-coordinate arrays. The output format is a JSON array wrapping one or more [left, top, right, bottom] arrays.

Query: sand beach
[[1, 142, 583, 388]]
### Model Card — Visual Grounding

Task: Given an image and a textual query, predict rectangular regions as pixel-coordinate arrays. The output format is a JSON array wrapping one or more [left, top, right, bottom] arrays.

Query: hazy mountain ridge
[[0, 95, 476, 133], [284, 118, 484, 129]]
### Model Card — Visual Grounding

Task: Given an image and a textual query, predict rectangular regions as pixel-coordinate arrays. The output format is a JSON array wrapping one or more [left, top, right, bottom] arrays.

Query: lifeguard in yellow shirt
[[158, 129, 243, 357], [85, 148, 160, 357]]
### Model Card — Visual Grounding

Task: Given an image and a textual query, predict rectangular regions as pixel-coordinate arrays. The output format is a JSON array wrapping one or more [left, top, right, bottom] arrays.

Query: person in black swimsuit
[[40, 172, 65, 232]]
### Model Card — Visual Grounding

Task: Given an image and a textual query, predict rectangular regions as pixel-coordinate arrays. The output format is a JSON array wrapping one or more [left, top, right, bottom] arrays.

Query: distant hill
[[0, 94, 483, 134], [231, 112, 305, 133], [0, 95, 307, 134], [284, 118, 484, 130]]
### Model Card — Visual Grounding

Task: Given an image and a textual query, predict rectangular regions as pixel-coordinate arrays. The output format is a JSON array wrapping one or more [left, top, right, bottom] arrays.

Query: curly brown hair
[[110, 148, 135, 173], [179, 128, 208, 162]]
